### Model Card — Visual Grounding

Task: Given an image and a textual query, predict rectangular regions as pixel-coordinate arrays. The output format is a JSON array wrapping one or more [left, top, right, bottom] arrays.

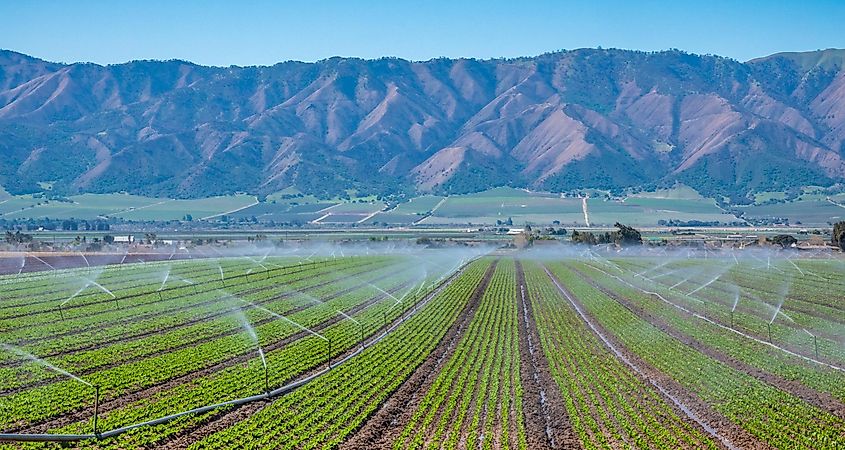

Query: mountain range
[[1, 47, 845, 203]]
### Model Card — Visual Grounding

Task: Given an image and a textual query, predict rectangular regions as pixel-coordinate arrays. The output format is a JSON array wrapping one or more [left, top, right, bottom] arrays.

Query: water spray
[[28, 253, 56, 271], [235, 297, 331, 368], [803, 328, 819, 359], [336, 309, 365, 349], [786, 257, 805, 277], [687, 272, 723, 296], [1, 343, 92, 387], [231, 308, 270, 394]]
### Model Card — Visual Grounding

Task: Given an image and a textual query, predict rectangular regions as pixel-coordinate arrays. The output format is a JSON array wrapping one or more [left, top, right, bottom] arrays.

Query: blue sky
[[1, 0, 843, 66]]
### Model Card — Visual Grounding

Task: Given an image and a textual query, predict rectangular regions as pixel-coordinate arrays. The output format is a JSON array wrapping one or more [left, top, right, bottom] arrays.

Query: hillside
[[1, 48, 845, 202]]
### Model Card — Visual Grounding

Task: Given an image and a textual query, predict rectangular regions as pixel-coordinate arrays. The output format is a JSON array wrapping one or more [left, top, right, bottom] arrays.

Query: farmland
[[0, 246, 844, 449], [4, 184, 845, 227], [0, 193, 258, 222]]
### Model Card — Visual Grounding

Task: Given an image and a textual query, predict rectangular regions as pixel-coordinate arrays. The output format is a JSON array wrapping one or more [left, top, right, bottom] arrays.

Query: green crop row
[[548, 262, 845, 449], [522, 260, 717, 450], [186, 259, 492, 450], [0, 259, 416, 430], [395, 259, 526, 450]]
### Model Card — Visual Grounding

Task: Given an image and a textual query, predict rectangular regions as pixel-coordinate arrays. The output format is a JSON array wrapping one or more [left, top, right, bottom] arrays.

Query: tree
[[103, 235, 115, 244], [832, 221, 845, 251], [571, 230, 598, 245], [770, 234, 797, 249], [611, 222, 642, 246], [5, 231, 32, 245]]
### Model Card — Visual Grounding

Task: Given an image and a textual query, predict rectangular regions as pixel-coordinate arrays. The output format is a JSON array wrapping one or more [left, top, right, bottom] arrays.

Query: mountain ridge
[[1, 47, 844, 203]]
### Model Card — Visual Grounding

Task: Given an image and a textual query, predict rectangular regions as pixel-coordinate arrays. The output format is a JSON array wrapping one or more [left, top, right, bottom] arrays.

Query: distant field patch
[[116, 195, 257, 221], [367, 212, 421, 225], [588, 197, 737, 226], [754, 191, 788, 204], [328, 201, 385, 214], [738, 199, 844, 226], [316, 213, 372, 223], [390, 195, 444, 214], [0, 194, 160, 219], [432, 187, 581, 221]]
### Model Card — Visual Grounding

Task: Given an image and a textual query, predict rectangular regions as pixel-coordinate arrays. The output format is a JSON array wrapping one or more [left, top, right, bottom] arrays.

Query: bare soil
[[514, 260, 580, 450]]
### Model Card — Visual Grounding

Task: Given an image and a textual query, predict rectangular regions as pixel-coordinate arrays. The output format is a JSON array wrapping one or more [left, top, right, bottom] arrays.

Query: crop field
[[587, 197, 737, 226], [0, 193, 258, 221], [0, 246, 843, 449], [736, 198, 845, 226]]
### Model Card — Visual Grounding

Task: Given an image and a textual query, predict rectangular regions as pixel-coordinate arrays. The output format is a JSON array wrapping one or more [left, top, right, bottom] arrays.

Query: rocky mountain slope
[[1, 48, 844, 202]]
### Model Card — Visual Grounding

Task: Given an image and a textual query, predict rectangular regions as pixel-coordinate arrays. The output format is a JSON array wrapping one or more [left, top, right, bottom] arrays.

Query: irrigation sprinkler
[[93, 385, 101, 437], [729, 310, 734, 328], [58, 306, 65, 321], [767, 322, 773, 343], [326, 339, 332, 369], [814, 335, 819, 359], [263, 361, 270, 394], [335, 309, 365, 350]]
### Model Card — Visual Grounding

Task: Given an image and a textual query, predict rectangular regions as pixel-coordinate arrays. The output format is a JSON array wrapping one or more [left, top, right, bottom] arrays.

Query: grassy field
[[0, 193, 258, 222], [389, 195, 444, 214]]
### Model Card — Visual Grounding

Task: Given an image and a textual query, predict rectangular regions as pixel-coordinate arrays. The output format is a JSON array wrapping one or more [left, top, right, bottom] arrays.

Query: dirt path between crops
[[15, 277, 416, 435], [545, 265, 770, 450], [576, 267, 845, 422], [515, 260, 579, 449], [339, 260, 498, 450], [158, 259, 494, 450]]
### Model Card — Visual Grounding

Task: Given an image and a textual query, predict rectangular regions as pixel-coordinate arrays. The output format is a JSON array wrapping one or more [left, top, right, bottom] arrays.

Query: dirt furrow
[[514, 260, 579, 450], [339, 260, 498, 450]]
